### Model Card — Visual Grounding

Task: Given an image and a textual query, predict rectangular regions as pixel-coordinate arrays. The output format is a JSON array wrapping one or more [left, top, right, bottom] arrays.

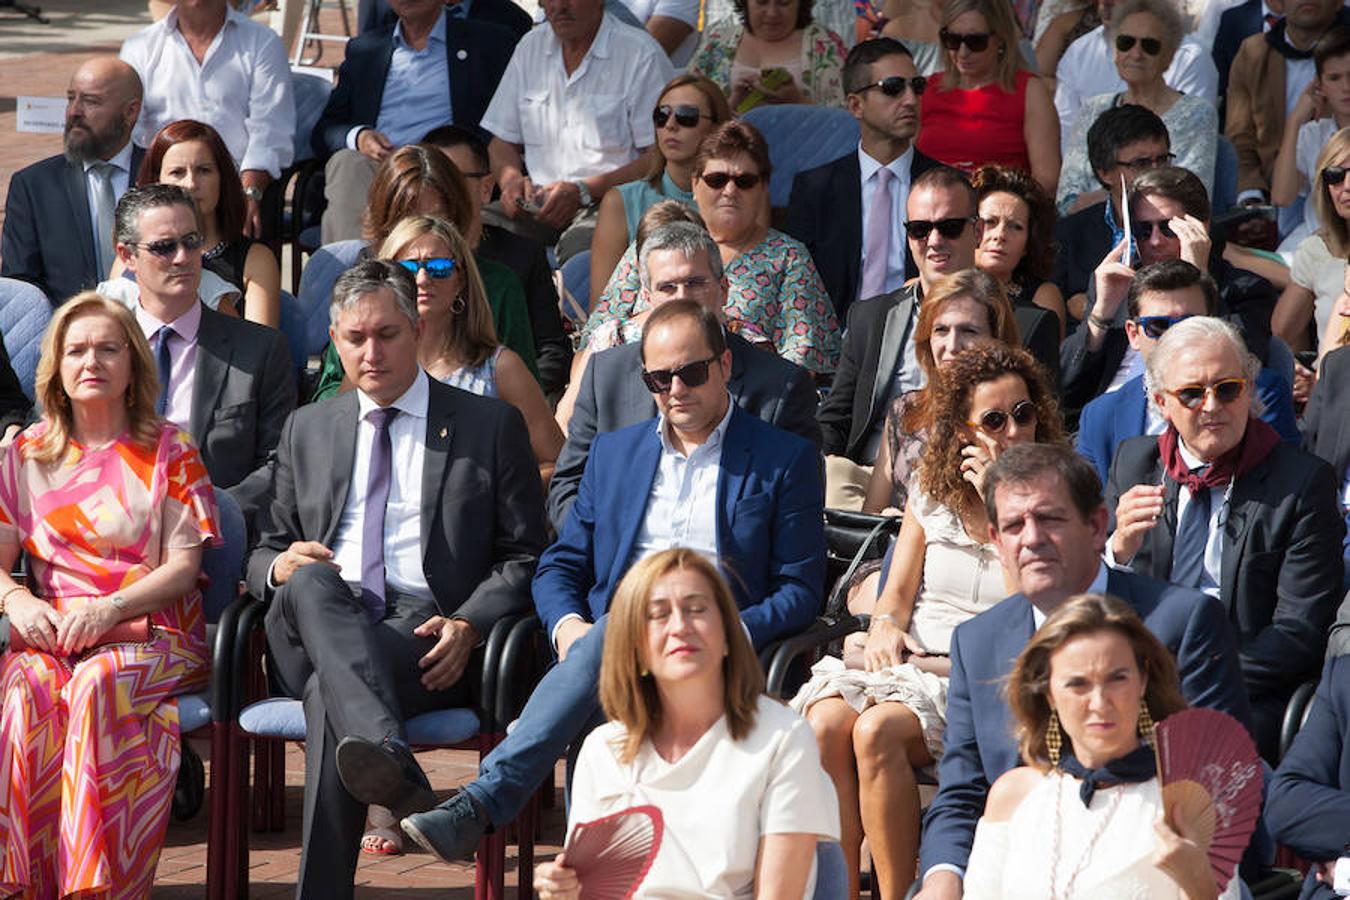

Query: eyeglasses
[[1166, 377, 1248, 409], [1115, 34, 1163, 55], [1129, 219, 1177, 240], [653, 104, 709, 128], [397, 257, 458, 279], [853, 75, 928, 97], [133, 232, 204, 258], [969, 399, 1037, 433], [641, 356, 720, 393], [62, 341, 127, 362], [1116, 152, 1175, 169], [1133, 313, 1192, 339], [1321, 165, 1350, 187], [905, 217, 974, 240], [939, 28, 991, 51], [699, 171, 762, 190]]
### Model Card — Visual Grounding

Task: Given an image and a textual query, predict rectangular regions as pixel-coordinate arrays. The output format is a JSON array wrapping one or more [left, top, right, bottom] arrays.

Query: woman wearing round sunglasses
[[973, 165, 1067, 338], [689, 0, 849, 114], [792, 341, 1065, 899], [1056, 0, 1216, 214], [915, 0, 1061, 196], [589, 76, 731, 304]]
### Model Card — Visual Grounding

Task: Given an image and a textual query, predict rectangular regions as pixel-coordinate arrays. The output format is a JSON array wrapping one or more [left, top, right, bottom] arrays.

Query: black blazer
[[311, 17, 517, 160], [246, 377, 548, 636], [478, 224, 572, 397], [817, 281, 1060, 462], [1, 146, 145, 305], [359, 0, 533, 37], [1213, 0, 1263, 119], [1050, 198, 1114, 310], [547, 331, 821, 531], [1301, 343, 1350, 481], [783, 147, 941, 323]]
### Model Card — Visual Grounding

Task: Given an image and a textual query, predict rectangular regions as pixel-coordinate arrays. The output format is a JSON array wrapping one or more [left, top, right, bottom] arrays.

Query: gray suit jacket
[[190, 306, 296, 523], [245, 377, 548, 636], [547, 331, 821, 531]]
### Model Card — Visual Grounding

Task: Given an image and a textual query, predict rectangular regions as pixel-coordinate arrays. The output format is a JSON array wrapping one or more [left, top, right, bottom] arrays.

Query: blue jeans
[[200, 488, 245, 623], [465, 616, 609, 827]]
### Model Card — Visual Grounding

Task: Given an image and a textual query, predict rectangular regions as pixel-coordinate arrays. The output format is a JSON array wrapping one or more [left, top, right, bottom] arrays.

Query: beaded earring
[[1046, 708, 1062, 766], [1138, 702, 1156, 748]]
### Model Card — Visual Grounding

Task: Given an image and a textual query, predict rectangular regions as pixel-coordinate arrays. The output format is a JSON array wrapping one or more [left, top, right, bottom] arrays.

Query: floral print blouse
[[689, 20, 849, 110]]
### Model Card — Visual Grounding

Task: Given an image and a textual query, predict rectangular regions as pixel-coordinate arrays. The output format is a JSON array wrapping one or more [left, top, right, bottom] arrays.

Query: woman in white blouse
[[533, 548, 841, 900]]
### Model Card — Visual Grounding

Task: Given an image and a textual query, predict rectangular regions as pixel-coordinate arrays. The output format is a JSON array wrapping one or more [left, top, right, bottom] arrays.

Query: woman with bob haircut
[[534, 548, 841, 899], [964, 593, 1240, 898]]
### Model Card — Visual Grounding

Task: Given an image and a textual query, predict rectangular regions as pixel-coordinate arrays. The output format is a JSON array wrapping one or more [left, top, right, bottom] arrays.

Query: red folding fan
[[1154, 707, 1263, 888], [564, 805, 664, 900]]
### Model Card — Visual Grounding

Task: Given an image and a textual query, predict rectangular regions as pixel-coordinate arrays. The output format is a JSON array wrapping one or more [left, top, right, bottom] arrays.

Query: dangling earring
[[451, 294, 466, 315], [1138, 702, 1156, 748], [1046, 708, 1062, 766]]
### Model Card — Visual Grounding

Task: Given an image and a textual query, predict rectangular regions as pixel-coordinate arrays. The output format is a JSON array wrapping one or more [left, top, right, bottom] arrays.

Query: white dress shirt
[[858, 144, 913, 301], [121, 5, 295, 178], [135, 299, 202, 433], [83, 141, 134, 260], [617, 0, 701, 65], [480, 12, 674, 186]]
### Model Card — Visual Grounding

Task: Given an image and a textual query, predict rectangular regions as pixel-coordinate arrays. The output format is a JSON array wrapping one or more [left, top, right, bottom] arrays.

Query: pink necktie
[[861, 167, 894, 300]]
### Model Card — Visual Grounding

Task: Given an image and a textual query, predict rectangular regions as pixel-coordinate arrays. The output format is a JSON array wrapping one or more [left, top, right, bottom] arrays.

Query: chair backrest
[[560, 249, 592, 325], [290, 69, 334, 165], [293, 239, 367, 356], [741, 105, 861, 208], [1214, 135, 1238, 215], [0, 278, 53, 399]]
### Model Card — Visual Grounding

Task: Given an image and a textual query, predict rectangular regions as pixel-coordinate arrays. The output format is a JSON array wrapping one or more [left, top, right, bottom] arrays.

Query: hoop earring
[[1046, 708, 1062, 767], [1138, 702, 1156, 748], [451, 295, 466, 315]]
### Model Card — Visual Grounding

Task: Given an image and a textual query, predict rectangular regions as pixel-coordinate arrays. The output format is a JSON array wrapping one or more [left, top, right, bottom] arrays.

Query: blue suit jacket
[[532, 405, 825, 651], [1267, 655, 1350, 900], [1076, 369, 1300, 486], [918, 568, 1252, 876]]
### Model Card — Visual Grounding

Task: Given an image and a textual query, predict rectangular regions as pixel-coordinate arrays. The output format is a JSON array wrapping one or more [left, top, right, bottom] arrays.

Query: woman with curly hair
[[792, 342, 1065, 898], [974, 164, 1067, 337]]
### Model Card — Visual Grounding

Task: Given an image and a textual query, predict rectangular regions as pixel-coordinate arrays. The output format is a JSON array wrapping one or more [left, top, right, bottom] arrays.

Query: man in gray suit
[[547, 221, 821, 530], [245, 259, 547, 898]]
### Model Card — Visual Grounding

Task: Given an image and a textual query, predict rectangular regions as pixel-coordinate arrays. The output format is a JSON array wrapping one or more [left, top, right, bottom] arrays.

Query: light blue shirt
[[358, 9, 455, 148]]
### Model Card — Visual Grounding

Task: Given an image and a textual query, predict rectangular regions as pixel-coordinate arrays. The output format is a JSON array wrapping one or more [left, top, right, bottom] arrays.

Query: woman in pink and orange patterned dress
[[0, 292, 220, 898]]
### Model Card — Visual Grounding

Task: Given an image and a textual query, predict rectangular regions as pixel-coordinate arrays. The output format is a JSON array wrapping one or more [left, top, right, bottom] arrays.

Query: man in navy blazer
[[915, 443, 1250, 900], [1212, 0, 1272, 118], [1266, 654, 1350, 900], [401, 297, 825, 861]]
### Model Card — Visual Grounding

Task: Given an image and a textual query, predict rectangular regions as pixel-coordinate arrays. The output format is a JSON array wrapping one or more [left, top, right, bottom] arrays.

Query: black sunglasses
[[641, 356, 720, 393], [134, 232, 204, 258], [653, 104, 709, 128], [1129, 219, 1176, 240], [397, 257, 458, 279], [853, 75, 928, 97], [1116, 152, 1175, 169], [700, 171, 762, 190], [939, 28, 991, 51], [970, 399, 1037, 434], [1133, 313, 1192, 339], [905, 217, 973, 240], [1166, 378, 1247, 409], [1322, 165, 1350, 187], [1115, 34, 1163, 55]]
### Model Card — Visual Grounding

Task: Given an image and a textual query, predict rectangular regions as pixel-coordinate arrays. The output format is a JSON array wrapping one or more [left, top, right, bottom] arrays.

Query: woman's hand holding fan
[[552, 805, 663, 900]]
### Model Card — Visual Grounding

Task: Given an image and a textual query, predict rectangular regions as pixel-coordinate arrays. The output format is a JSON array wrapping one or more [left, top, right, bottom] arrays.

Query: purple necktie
[[861, 166, 894, 300], [360, 406, 399, 622]]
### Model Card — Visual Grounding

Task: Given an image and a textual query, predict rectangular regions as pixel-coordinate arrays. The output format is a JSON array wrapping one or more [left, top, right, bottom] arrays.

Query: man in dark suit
[[400, 297, 825, 861], [1212, 0, 1278, 119], [314, 0, 517, 242], [1266, 654, 1350, 900], [785, 38, 940, 322], [2, 57, 143, 305], [246, 259, 547, 899], [548, 221, 820, 530], [1300, 344, 1350, 658], [360, 0, 533, 36], [915, 442, 1251, 900], [1105, 315, 1343, 760]]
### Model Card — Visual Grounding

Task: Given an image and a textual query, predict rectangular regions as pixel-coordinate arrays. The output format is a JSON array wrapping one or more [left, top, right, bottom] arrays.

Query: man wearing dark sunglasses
[[1104, 315, 1342, 761], [786, 38, 940, 321], [403, 297, 825, 863]]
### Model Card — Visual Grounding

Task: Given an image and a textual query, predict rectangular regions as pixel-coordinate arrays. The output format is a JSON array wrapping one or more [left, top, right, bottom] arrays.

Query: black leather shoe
[[401, 790, 491, 862], [335, 736, 437, 819]]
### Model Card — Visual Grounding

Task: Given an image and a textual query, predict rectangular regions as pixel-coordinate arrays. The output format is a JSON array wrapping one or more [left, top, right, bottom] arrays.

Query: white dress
[[964, 772, 1243, 899], [568, 696, 841, 899]]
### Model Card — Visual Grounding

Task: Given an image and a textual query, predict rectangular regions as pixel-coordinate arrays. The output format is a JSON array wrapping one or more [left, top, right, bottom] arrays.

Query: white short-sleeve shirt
[[619, 0, 701, 65]]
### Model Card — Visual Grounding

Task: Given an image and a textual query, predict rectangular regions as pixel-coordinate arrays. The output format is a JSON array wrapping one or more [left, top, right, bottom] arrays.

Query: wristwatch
[[572, 180, 593, 208], [243, 186, 264, 203], [110, 593, 128, 613]]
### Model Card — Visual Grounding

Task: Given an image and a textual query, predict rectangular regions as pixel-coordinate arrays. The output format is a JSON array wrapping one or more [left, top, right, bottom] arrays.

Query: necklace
[[1047, 771, 1124, 898]]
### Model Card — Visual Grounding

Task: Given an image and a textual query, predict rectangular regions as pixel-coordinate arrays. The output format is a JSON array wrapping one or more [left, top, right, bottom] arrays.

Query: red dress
[[917, 69, 1034, 175]]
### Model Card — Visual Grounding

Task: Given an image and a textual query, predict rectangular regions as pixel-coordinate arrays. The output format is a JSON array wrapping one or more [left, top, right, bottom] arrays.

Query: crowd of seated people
[[7, 0, 1350, 895]]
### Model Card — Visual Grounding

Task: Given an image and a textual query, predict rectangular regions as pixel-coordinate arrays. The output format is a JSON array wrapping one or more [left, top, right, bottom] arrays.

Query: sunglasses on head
[[1129, 219, 1177, 240], [134, 232, 204, 258], [641, 356, 720, 394], [653, 104, 708, 128], [397, 257, 458, 279], [1115, 34, 1163, 55], [939, 28, 991, 51], [1133, 313, 1192, 339], [1322, 165, 1350, 187], [1166, 377, 1247, 409], [1116, 152, 1175, 169], [970, 399, 1037, 434], [905, 217, 972, 240], [853, 75, 928, 97], [700, 171, 762, 190]]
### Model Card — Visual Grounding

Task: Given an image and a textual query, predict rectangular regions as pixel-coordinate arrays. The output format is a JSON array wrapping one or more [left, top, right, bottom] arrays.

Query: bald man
[[2, 57, 144, 305]]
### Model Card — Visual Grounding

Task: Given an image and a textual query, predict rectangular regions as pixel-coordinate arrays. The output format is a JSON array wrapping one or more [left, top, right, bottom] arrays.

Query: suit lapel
[[191, 308, 231, 440], [371, 30, 397, 120], [1220, 457, 1262, 614], [1156, 455, 1178, 577], [716, 409, 752, 553], [420, 384, 455, 564], [1126, 380, 1148, 439], [611, 426, 663, 574], [323, 392, 361, 547], [868, 289, 915, 423], [838, 156, 862, 302], [63, 158, 97, 277], [445, 22, 471, 124]]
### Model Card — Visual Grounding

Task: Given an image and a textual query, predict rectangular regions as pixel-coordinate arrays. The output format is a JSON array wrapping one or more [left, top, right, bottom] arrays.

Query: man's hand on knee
[[272, 541, 337, 586], [414, 616, 480, 690], [555, 619, 593, 663]]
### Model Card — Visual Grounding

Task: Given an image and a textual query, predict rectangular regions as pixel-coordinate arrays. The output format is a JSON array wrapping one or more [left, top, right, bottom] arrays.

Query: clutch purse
[[10, 616, 154, 653]]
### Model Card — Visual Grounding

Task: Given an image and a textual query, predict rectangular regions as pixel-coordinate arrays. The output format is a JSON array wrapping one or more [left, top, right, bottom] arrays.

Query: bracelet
[[1088, 313, 1114, 330], [870, 613, 899, 630], [0, 584, 26, 615]]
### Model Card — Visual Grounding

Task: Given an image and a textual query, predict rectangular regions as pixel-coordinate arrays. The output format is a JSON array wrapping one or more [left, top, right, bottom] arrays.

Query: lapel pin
[[440, 427, 448, 438], [457, 49, 468, 60]]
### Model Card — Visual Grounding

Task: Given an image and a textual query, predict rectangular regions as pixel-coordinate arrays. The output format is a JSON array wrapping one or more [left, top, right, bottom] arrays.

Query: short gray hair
[[330, 258, 419, 329], [637, 222, 724, 291], [1110, 0, 1185, 64], [113, 183, 200, 248], [1143, 316, 1262, 400]]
